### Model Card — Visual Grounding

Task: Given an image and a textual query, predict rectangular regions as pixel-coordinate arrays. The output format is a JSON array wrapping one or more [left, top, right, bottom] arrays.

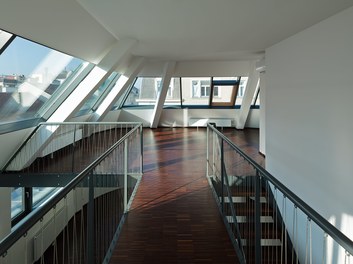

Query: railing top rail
[[0, 122, 143, 256], [207, 123, 353, 256], [38, 122, 142, 126]]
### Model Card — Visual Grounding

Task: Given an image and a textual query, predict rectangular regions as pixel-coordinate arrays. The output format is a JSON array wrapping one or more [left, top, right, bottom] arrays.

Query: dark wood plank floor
[[110, 127, 263, 264]]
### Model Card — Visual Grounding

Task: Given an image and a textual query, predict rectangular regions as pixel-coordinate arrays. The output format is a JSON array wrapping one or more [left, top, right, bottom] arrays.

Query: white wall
[[115, 108, 259, 128], [138, 60, 252, 77], [266, 6, 353, 262]]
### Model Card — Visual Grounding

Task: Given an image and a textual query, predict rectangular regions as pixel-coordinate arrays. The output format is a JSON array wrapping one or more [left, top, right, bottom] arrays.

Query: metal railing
[[207, 123, 353, 264], [0, 122, 143, 263]]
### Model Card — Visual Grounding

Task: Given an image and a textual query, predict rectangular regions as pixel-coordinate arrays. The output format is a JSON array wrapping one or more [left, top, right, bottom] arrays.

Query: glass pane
[[164, 77, 181, 107], [11, 187, 24, 218], [0, 37, 83, 123], [75, 72, 118, 116], [0, 30, 13, 51], [123, 77, 161, 107], [32, 187, 58, 207], [251, 86, 260, 106], [235, 77, 248, 106], [181, 77, 211, 105], [212, 85, 234, 104]]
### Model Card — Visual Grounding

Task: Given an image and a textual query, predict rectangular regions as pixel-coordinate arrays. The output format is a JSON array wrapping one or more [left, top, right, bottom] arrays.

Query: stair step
[[241, 239, 282, 247], [221, 196, 267, 203], [226, 215, 274, 224]]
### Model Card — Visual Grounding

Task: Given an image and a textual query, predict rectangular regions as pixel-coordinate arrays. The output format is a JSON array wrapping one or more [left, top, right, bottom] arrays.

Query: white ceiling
[[77, 0, 353, 61], [1, 0, 353, 63]]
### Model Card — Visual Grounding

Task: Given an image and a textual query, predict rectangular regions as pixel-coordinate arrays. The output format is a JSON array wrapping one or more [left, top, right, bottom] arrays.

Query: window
[[11, 187, 24, 218], [32, 187, 58, 208], [191, 79, 211, 98], [251, 85, 260, 106], [164, 78, 181, 107], [0, 30, 14, 51], [182, 77, 211, 105], [0, 31, 84, 124], [235, 77, 248, 106], [122, 77, 161, 107], [74, 72, 119, 117], [210, 77, 240, 107], [213, 86, 219, 97]]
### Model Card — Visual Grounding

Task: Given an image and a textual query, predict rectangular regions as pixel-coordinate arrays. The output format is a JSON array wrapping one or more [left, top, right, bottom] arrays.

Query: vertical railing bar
[[53, 205, 57, 264], [220, 138, 224, 213], [281, 195, 285, 264], [140, 125, 143, 174], [255, 172, 262, 264], [206, 125, 209, 177], [322, 233, 327, 264], [309, 219, 313, 264], [71, 124, 77, 173], [87, 173, 94, 264], [124, 139, 128, 212]]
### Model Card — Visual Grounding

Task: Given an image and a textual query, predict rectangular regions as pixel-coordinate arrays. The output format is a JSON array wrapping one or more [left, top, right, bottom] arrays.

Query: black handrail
[[207, 123, 353, 256], [0, 122, 142, 256]]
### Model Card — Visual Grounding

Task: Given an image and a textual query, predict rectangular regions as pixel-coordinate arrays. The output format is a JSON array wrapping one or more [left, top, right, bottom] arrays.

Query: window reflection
[[11, 187, 24, 218], [74, 72, 119, 117]]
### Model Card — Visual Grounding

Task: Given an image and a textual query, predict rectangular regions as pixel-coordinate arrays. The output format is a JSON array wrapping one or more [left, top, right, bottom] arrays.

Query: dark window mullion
[[0, 35, 16, 55]]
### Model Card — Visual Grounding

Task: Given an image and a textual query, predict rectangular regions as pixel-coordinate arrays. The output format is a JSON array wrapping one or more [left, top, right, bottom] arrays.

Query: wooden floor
[[110, 127, 264, 264]]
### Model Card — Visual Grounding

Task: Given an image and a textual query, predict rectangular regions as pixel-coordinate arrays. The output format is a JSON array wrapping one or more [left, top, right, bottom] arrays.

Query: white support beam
[[235, 62, 260, 129], [150, 61, 176, 128], [98, 38, 137, 71], [92, 57, 145, 122], [49, 39, 137, 123]]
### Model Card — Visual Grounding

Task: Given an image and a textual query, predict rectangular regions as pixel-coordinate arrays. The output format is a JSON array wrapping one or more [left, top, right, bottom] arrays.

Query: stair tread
[[240, 238, 282, 247], [221, 196, 267, 203], [226, 215, 274, 224]]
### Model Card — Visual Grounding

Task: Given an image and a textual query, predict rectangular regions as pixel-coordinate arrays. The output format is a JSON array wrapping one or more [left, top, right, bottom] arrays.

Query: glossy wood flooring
[[110, 127, 264, 264]]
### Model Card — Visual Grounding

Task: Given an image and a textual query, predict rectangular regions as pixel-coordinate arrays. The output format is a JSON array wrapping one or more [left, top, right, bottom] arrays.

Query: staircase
[[212, 175, 298, 263]]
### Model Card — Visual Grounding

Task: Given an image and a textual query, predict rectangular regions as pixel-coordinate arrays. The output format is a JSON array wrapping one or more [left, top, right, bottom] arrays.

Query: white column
[[235, 61, 260, 129], [150, 61, 176, 128]]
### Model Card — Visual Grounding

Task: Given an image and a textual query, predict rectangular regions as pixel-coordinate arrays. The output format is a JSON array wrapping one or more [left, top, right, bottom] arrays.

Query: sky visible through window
[[0, 35, 83, 123], [0, 37, 81, 75]]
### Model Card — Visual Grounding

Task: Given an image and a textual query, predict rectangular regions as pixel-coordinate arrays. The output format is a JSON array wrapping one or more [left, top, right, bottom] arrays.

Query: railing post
[[72, 124, 77, 173], [124, 139, 128, 212], [206, 125, 209, 177], [220, 138, 224, 213], [140, 125, 143, 174], [87, 172, 94, 264], [255, 172, 262, 264]]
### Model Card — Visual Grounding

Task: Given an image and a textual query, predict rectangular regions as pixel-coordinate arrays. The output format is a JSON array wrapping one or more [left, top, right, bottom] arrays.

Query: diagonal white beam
[[49, 39, 137, 123], [150, 61, 176, 128], [235, 61, 260, 129], [92, 57, 145, 122]]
